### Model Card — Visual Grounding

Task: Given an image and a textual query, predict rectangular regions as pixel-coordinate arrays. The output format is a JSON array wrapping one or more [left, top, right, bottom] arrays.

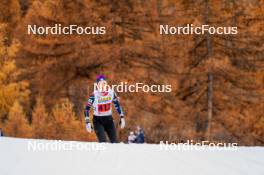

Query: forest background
[[0, 0, 263, 145]]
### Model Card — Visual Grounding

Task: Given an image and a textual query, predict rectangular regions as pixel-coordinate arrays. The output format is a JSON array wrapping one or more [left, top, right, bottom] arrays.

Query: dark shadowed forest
[[0, 0, 263, 145]]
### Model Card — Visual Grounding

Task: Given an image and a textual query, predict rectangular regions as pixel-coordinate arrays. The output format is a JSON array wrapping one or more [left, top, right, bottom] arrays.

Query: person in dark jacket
[[135, 126, 145, 143]]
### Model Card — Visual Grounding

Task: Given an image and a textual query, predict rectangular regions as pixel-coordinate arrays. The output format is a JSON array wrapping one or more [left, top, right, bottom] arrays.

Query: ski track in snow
[[0, 137, 264, 175]]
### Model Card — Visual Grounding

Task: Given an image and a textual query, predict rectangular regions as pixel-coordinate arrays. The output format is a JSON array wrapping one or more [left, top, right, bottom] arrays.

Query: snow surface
[[0, 137, 264, 175]]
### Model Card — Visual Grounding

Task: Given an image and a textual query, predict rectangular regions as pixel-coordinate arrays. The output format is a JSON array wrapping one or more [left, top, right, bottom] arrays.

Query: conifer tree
[[50, 98, 95, 140], [0, 0, 30, 121], [31, 97, 51, 138], [5, 101, 32, 138], [176, 0, 264, 144]]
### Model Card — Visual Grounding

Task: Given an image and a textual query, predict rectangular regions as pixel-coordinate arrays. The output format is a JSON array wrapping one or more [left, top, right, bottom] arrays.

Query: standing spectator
[[128, 131, 136, 144], [135, 126, 145, 143]]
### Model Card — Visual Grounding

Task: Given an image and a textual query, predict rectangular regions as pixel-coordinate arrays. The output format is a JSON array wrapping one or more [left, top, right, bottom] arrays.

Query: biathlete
[[84, 75, 125, 143]]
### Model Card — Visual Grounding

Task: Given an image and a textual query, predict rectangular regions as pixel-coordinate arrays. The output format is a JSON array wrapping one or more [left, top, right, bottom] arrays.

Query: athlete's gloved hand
[[85, 116, 92, 133], [86, 122, 92, 133], [120, 117, 125, 129]]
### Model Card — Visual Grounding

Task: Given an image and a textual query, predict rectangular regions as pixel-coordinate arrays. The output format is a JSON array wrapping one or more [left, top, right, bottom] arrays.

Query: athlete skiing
[[84, 75, 125, 143]]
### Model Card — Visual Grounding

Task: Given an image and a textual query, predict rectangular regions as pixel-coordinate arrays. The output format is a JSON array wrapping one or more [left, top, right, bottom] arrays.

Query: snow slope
[[0, 137, 264, 175]]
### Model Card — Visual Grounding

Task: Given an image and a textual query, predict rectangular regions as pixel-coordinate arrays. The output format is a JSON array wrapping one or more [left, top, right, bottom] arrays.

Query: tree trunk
[[205, 0, 213, 141]]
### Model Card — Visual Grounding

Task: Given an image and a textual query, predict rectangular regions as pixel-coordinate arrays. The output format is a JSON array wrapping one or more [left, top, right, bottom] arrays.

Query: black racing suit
[[93, 115, 117, 143]]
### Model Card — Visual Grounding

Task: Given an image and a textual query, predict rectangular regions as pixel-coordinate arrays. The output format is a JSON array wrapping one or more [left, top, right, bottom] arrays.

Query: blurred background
[[0, 0, 263, 145]]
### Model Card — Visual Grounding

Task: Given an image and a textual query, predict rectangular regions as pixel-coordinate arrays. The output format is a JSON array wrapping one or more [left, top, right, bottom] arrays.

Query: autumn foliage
[[0, 0, 263, 145], [4, 101, 32, 138]]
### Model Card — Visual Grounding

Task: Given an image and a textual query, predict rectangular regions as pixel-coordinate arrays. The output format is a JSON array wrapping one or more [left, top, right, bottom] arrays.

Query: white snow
[[0, 137, 264, 175]]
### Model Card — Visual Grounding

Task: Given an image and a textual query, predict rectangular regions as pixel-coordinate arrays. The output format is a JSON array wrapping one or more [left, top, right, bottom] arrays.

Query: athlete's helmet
[[96, 75, 108, 95], [96, 75, 106, 83]]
